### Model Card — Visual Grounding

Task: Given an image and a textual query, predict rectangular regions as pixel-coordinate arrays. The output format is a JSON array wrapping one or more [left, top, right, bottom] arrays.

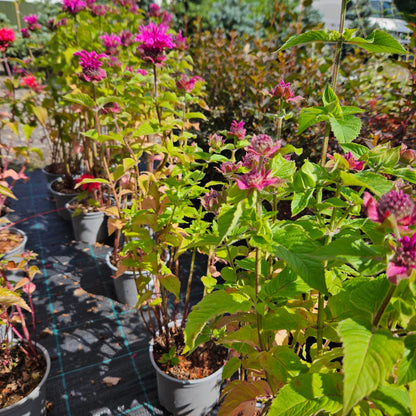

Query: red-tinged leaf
[[159, 273, 180, 299], [22, 282, 36, 295], [218, 380, 272, 416]]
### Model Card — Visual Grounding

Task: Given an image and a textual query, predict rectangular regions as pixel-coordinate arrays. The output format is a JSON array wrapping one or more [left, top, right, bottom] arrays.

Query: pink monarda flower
[[264, 79, 302, 103], [149, 3, 161, 17], [62, 0, 87, 15], [100, 102, 120, 114], [217, 161, 240, 176], [201, 189, 223, 214], [135, 22, 175, 64], [100, 33, 121, 55], [21, 74, 44, 92], [176, 75, 201, 93], [76, 174, 100, 192], [208, 133, 224, 150], [175, 31, 187, 50], [23, 14, 41, 31], [228, 120, 246, 140], [120, 30, 133, 47], [90, 4, 107, 16], [327, 152, 365, 171], [247, 134, 281, 159], [0, 27, 15, 52], [387, 233, 416, 285], [242, 152, 259, 170], [235, 167, 280, 192], [363, 190, 416, 227], [73, 50, 107, 82], [21, 28, 31, 38]]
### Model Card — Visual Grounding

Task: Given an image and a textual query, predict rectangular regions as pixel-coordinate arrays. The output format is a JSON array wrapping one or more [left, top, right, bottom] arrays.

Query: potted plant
[[0, 250, 50, 414], [183, 3, 416, 415]]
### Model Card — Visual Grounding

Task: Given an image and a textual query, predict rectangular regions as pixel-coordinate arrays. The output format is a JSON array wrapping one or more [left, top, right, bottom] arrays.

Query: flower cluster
[[387, 233, 416, 284], [228, 120, 246, 140], [76, 174, 100, 192], [247, 134, 281, 159], [176, 75, 201, 93], [263, 79, 302, 103], [135, 22, 175, 64], [62, 0, 87, 15], [364, 189, 416, 228], [73, 50, 107, 82], [0, 27, 15, 52], [100, 33, 121, 55], [21, 74, 44, 93], [23, 15, 41, 31]]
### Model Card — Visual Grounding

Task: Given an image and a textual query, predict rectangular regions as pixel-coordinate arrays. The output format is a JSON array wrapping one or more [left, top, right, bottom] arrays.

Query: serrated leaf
[[184, 290, 251, 352], [398, 335, 416, 385], [291, 189, 314, 216], [159, 273, 180, 299], [347, 29, 407, 54], [297, 107, 327, 134], [340, 171, 393, 196], [96, 96, 123, 108], [340, 143, 369, 158], [218, 202, 243, 243], [134, 122, 154, 136], [0, 287, 31, 311], [278, 30, 334, 51], [64, 93, 95, 109], [338, 319, 404, 415], [268, 373, 343, 415], [329, 115, 361, 144], [369, 384, 411, 416], [271, 224, 326, 293]]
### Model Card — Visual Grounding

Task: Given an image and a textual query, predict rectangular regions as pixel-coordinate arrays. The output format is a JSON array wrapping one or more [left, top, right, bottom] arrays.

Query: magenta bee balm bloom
[[23, 14, 41, 31], [135, 22, 175, 64], [247, 134, 281, 159], [264, 79, 302, 103], [387, 233, 416, 285], [100, 33, 121, 55], [62, 0, 87, 15], [228, 120, 246, 140], [73, 50, 107, 82], [235, 167, 280, 192], [364, 190, 416, 228]]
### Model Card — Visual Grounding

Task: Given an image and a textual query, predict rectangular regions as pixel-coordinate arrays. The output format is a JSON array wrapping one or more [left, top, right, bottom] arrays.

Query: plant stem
[[373, 284, 396, 328], [182, 247, 196, 326]]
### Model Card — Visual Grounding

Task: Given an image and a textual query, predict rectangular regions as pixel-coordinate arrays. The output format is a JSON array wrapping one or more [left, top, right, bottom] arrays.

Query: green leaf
[[270, 155, 296, 179], [218, 203, 243, 243], [0, 287, 30, 311], [268, 373, 343, 415], [340, 171, 393, 196], [384, 168, 416, 185], [32, 106, 48, 126], [340, 143, 369, 159], [329, 115, 361, 144], [159, 273, 180, 299], [185, 112, 207, 120], [184, 290, 251, 353], [398, 335, 416, 385], [263, 307, 307, 331], [96, 96, 123, 109], [338, 319, 404, 415], [222, 356, 241, 380], [291, 189, 314, 216], [134, 122, 155, 136], [297, 107, 327, 134], [63, 93, 95, 109], [346, 30, 407, 54], [0, 184, 16, 200], [271, 224, 326, 293], [278, 30, 334, 52], [369, 384, 411, 416], [74, 178, 109, 189], [22, 124, 35, 140]]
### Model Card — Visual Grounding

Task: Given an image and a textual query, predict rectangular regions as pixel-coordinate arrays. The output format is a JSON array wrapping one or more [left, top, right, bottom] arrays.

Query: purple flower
[[363, 190, 416, 228], [387, 233, 416, 284], [176, 75, 201, 93], [100, 33, 121, 55], [62, 0, 87, 14], [90, 4, 107, 16], [327, 152, 365, 171], [242, 153, 259, 170], [73, 50, 107, 82], [120, 30, 133, 47], [201, 189, 223, 214], [228, 120, 246, 140], [135, 22, 175, 64], [100, 102, 120, 114], [263, 80, 302, 103], [23, 14, 41, 31], [149, 3, 161, 17], [175, 31, 187, 50], [21, 28, 31, 38], [235, 167, 280, 192], [247, 134, 281, 159]]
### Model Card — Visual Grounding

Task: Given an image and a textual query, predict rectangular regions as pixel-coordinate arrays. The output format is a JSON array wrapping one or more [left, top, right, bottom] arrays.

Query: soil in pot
[[152, 324, 228, 380], [51, 175, 79, 195], [0, 344, 47, 408]]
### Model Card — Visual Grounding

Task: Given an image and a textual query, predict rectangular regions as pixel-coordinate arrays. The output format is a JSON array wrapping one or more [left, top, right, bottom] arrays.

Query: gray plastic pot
[[47, 179, 78, 221], [0, 342, 51, 416], [41, 165, 63, 184], [0, 227, 28, 282], [149, 334, 224, 416], [105, 252, 151, 306], [66, 201, 107, 244]]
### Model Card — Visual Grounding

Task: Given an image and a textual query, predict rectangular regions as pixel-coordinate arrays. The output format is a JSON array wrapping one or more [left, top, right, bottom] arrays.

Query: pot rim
[[47, 178, 79, 197], [0, 342, 51, 413], [65, 199, 106, 217], [0, 227, 28, 260]]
